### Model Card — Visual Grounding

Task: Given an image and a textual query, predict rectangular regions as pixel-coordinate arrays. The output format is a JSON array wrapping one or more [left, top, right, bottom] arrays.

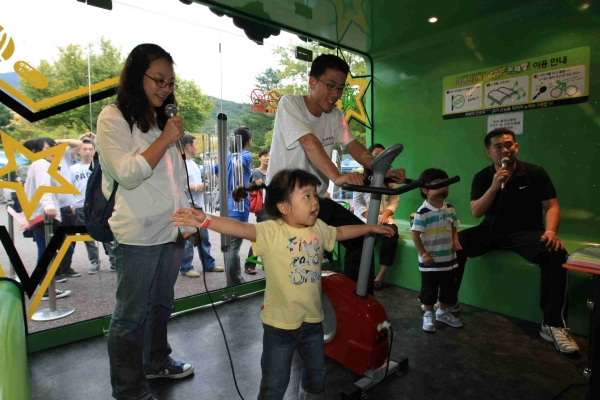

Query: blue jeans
[[75, 207, 100, 266], [258, 322, 325, 400], [32, 219, 74, 282], [107, 234, 184, 400], [58, 206, 76, 273], [180, 227, 216, 272], [225, 235, 245, 286]]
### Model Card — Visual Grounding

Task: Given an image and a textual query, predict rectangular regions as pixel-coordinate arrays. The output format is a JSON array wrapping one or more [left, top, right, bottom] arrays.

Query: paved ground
[[0, 202, 263, 333]]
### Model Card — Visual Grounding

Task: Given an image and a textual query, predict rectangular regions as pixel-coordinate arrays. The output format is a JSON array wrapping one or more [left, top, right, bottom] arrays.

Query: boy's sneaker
[[88, 264, 101, 274], [54, 274, 67, 283], [436, 309, 463, 328], [423, 311, 436, 332], [421, 303, 439, 313], [61, 268, 81, 277], [540, 324, 580, 355], [42, 289, 72, 300], [146, 360, 194, 379], [448, 302, 461, 312]]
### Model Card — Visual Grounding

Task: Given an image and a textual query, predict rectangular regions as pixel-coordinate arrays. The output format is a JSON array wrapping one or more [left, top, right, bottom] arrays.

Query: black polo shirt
[[470, 161, 556, 234]]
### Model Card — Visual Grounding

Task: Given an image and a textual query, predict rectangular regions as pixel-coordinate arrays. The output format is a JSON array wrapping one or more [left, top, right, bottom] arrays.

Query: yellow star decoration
[[0, 131, 80, 220], [330, 0, 370, 39], [337, 74, 369, 125], [27, 235, 92, 321]]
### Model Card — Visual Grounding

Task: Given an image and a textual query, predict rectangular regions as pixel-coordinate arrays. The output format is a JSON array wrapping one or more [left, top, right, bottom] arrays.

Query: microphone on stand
[[165, 104, 185, 158], [500, 157, 510, 190]]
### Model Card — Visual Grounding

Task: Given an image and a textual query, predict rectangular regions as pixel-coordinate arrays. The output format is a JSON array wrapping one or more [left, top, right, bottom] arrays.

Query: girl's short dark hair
[[232, 169, 321, 219], [418, 168, 449, 199], [116, 43, 176, 134]]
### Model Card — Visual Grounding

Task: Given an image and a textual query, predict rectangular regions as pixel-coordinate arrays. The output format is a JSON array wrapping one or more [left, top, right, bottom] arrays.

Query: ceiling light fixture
[[429, 16, 438, 23]]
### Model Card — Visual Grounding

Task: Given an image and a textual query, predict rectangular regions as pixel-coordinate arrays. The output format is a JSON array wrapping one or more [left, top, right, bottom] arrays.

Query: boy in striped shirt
[[412, 168, 463, 332]]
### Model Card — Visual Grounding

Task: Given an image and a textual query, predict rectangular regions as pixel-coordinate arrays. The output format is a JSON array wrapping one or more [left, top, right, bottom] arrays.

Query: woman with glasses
[[96, 43, 194, 400]]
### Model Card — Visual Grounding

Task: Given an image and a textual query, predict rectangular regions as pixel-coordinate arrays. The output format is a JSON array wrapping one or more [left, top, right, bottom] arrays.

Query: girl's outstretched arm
[[171, 208, 257, 241], [336, 224, 394, 242]]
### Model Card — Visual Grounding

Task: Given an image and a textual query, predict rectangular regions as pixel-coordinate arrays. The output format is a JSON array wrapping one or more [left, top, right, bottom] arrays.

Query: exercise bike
[[320, 144, 460, 398]]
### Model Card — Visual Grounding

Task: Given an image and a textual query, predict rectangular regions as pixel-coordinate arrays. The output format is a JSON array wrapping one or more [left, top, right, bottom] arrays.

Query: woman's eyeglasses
[[144, 74, 178, 90]]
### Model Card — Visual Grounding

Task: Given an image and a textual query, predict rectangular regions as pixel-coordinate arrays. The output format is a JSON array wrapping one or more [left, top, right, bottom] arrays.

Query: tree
[[0, 104, 11, 127], [273, 40, 367, 96], [19, 37, 123, 133], [255, 68, 281, 92], [237, 111, 275, 167], [176, 79, 216, 133]]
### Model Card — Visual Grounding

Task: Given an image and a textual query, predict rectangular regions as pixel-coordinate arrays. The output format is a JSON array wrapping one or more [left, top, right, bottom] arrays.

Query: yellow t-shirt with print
[[252, 218, 337, 330]]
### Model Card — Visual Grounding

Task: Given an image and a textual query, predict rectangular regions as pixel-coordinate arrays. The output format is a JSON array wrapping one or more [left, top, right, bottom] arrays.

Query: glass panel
[[0, 0, 371, 333]]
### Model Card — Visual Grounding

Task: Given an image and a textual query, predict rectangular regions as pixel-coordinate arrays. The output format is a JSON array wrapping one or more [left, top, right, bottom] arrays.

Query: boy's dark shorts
[[419, 268, 458, 305]]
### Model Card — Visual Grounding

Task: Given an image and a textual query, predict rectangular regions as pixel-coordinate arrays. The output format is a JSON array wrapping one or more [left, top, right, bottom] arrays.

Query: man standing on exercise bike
[[267, 54, 406, 295]]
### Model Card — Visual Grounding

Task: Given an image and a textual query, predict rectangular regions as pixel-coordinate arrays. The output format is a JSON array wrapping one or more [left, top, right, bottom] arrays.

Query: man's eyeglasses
[[144, 74, 178, 90], [317, 78, 345, 93]]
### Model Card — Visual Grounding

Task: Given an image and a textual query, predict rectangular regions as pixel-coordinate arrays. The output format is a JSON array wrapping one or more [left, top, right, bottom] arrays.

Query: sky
[[1, 0, 310, 104]]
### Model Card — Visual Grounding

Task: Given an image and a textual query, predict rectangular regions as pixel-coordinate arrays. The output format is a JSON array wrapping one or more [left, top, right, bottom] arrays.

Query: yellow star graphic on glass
[[0, 131, 80, 220], [337, 75, 369, 125], [330, 0, 370, 39]]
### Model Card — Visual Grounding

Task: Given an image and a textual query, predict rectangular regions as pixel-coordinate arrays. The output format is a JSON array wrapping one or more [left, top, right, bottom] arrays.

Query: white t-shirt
[[25, 159, 61, 222], [70, 163, 91, 208], [267, 94, 355, 197], [57, 147, 75, 208], [185, 159, 204, 208], [96, 104, 194, 245]]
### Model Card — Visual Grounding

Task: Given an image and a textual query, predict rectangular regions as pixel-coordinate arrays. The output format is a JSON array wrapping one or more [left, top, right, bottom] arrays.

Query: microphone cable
[[181, 152, 246, 400]]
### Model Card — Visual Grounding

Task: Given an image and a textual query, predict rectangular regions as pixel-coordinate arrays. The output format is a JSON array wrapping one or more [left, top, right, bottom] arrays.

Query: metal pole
[[45, 215, 57, 311], [217, 113, 232, 288], [31, 215, 75, 321], [355, 144, 404, 297]]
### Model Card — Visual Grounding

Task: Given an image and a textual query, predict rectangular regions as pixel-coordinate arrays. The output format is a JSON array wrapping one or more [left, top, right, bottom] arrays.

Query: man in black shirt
[[456, 128, 580, 355]]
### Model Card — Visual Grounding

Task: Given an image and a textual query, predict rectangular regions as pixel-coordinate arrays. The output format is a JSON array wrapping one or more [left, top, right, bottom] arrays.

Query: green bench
[[378, 221, 595, 336]]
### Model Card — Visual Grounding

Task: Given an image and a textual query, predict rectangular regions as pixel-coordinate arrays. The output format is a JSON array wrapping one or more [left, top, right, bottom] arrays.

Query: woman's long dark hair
[[232, 169, 321, 219], [116, 43, 176, 133]]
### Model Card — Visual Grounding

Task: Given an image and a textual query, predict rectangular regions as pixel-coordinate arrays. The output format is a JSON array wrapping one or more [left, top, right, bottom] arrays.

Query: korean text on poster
[[442, 47, 589, 120]]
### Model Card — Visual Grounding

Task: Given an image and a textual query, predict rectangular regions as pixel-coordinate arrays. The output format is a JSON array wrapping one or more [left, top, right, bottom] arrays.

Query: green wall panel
[[371, 1, 600, 237], [370, 1, 599, 333]]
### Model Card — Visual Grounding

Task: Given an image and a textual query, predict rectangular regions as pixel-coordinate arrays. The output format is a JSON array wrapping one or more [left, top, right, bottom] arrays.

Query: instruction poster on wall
[[442, 47, 589, 119], [487, 112, 524, 135]]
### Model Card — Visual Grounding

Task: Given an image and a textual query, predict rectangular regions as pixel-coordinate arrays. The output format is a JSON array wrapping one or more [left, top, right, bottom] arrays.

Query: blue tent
[[0, 150, 30, 168]]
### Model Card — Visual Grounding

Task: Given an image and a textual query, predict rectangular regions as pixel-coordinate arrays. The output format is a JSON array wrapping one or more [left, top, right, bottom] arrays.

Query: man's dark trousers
[[456, 225, 569, 327]]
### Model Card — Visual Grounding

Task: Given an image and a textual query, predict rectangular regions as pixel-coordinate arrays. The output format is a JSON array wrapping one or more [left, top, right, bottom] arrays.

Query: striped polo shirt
[[412, 200, 460, 272]]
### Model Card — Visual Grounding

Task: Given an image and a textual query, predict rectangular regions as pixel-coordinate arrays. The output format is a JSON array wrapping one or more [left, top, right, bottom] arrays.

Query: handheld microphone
[[500, 157, 510, 190], [165, 104, 185, 158]]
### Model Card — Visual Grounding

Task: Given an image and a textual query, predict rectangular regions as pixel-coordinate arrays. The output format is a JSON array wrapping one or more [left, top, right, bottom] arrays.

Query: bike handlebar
[[342, 176, 460, 195]]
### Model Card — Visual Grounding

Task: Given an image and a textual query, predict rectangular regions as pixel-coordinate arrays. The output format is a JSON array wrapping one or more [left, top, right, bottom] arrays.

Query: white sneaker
[[423, 311, 436, 332], [540, 324, 580, 354]]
